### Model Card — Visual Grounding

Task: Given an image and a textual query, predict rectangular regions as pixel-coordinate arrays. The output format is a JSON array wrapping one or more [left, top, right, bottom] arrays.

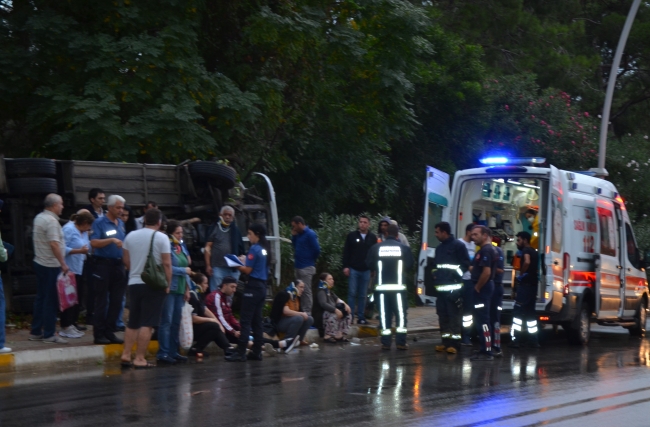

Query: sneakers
[[397, 344, 409, 350], [263, 343, 277, 357], [156, 355, 177, 365], [59, 326, 84, 339], [470, 351, 493, 361], [357, 319, 368, 325], [94, 336, 111, 345], [381, 344, 391, 350], [225, 351, 247, 362], [247, 351, 263, 361], [42, 335, 68, 344], [0, 347, 12, 354], [435, 345, 447, 352], [173, 354, 188, 362], [284, 335, 300, 353], [28, 334, 43, 341], [446, 347, 458, 354]]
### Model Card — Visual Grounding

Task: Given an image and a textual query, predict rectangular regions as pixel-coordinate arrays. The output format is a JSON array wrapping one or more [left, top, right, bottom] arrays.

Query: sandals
[[133, 362, 156, 369], [323, 336, 338, 344], [120, 360, 133, 368]]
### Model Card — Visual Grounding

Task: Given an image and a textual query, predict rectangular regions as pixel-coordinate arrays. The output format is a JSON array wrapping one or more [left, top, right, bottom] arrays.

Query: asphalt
[[1, 320, 650, 427]]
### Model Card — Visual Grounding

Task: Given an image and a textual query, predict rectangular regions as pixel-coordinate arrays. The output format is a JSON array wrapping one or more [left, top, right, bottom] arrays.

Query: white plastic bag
[[179, 302, 194, 350]]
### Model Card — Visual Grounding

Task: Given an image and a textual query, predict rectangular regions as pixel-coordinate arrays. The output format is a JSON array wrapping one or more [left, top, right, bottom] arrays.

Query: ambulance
[[417, 157, 649, 344]]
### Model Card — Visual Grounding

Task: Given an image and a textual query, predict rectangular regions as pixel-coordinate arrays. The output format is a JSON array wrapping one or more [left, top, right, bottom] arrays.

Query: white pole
[[596, 0, 642, 176]]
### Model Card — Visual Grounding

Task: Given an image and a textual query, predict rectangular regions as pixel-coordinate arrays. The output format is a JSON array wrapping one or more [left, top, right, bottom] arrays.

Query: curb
[[0, 328, 440, 374], [0, 342, 161, 374]]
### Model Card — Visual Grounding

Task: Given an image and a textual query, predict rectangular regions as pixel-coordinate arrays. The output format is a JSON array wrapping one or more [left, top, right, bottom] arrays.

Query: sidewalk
[[0, 306, 440, 373]]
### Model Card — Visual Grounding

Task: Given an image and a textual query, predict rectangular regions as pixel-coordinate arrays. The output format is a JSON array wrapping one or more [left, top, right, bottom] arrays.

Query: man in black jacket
[[366, 224, 414, 350], [342, 215, 378, 325], [430, 222, 470, 353]]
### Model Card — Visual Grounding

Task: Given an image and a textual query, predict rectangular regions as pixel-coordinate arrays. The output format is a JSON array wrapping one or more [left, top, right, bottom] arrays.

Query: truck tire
[[12, 275, 38, 296], [188, 161, 236, 190], [628, 300, 647, 337], [568, 303, 590, 345], [5, 158, 57, 178], [8, 177, 58, 195], [11, 295, 36, 314]]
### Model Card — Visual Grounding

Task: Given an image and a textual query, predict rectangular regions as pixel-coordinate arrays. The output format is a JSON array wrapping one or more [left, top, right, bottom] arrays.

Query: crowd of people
[[0, 189, 525, 364]]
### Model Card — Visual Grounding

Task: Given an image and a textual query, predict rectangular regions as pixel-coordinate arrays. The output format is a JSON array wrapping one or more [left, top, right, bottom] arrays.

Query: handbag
[[57, 272, 78, 312], [141, 231, 168, 291]]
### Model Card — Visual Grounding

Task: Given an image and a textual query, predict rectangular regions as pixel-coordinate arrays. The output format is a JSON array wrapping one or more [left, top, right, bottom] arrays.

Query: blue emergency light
[[479, 157, 546, 166]]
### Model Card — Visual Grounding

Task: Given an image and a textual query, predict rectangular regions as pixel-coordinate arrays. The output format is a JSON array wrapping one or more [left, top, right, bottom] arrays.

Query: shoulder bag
[[141, 231, 168, 291]]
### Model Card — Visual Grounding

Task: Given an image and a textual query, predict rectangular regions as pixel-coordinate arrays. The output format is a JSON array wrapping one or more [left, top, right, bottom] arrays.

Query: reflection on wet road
[[2, 327, 650, 426]]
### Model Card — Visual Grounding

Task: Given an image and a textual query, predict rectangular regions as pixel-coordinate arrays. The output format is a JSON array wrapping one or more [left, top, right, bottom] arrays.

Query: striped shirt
[[33, 210, 65, 267]]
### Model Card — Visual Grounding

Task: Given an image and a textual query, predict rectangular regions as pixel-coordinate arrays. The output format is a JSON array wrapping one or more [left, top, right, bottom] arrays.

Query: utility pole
[[593, 0, 642, 178]]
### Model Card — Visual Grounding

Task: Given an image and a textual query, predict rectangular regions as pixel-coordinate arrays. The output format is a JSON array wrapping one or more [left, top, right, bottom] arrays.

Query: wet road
[[2, 326, 650, 427]]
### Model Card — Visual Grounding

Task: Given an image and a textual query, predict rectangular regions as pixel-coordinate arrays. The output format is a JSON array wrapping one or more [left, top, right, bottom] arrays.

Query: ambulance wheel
[[568, 303, 590, 345], [628, 301, 647, 338]]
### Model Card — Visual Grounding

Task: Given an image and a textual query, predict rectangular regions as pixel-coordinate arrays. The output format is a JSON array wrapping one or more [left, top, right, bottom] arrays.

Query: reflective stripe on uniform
[[380, 293, 386, 331], [435, 284, 462, 291], [396, 292, 405, 331], [376, 284, 407, 291]]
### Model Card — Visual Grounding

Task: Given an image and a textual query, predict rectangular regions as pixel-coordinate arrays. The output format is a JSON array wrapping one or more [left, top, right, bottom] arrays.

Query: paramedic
[[510, 231, 540, 348], [469, 225, 496, 361]]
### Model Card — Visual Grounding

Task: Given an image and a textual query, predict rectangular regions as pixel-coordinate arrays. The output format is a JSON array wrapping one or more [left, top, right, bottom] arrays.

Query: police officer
[[488, 236, 505, 357], [430, 222, 470, 354], [366, 224, 414, 350], [469, 225, 496, 361], [510, 231, 540, 348], [90, 195, 127, 345]]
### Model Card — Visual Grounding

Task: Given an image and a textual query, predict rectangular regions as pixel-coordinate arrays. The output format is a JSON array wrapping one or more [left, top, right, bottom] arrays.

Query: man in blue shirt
[[90, 195, 127, 345], [290, 216, 321, 315]]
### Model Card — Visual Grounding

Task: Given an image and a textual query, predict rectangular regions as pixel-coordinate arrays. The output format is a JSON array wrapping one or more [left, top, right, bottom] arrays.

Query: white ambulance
[[417, 157, 649, 344]]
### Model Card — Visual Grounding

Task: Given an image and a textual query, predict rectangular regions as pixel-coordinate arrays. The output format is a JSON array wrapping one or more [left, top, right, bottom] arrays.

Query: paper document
[[224, 254, 244, 268]]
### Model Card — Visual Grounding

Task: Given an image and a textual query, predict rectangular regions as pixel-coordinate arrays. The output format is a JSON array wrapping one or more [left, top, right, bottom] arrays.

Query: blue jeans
[[157, 293, 185, 358], [32, 262, 61, 339], [347, 269, 370, 320], [0, 276, 5, 348], [209, 267, 241, 292]]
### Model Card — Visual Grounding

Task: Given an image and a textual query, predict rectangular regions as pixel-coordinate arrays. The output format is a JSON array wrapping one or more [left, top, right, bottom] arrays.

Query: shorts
[[127, 284, 167, 329]]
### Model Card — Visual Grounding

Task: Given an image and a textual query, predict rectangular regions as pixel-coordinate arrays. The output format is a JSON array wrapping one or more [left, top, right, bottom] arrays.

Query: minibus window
[[625, 223, 641, 269]]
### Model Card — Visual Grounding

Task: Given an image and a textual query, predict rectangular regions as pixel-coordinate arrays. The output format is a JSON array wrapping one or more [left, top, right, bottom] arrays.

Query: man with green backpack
[[120, 208, 172, 369]]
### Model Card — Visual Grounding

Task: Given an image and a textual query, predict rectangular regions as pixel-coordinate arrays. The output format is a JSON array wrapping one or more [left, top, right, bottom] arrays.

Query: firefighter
[[366, 224, 414, 350], [510, 231, 540, 348], [430, 222, 470, 354], [469, 225, 497, 361]]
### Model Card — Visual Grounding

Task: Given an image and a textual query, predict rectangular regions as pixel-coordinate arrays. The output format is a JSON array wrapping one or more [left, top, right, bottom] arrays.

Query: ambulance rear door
[[594, 199, 623, 319], [417, 166, 451, 299], [545, 165, 565, 312]]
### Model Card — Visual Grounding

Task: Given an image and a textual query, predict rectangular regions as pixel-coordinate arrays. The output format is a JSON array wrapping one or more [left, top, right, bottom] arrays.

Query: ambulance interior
[[456, 177, 548, 299]]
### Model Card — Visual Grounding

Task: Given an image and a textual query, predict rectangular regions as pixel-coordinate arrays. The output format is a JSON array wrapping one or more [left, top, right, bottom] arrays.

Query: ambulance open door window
[[597, 208, 617, 257], [625, 223, 641, 269]]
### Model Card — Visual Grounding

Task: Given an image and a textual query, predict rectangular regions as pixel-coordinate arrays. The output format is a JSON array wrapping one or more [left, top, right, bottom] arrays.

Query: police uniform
[[430, 235, 470, 349], [511, 246, 539, 346], [235, 243, 268, 358], [470, 243, 497, 356], [490, 245, 505, 352], [90, 216, 127, 342], [366, 236, 414, 348]]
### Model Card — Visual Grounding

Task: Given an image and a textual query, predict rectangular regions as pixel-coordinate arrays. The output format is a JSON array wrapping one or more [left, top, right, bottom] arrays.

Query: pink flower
[[540, 120, 546, 125], [531, 115, 536, 119], [529, 101, 534, 105], [549, 95, 554, 99], [571, 141, 576, 145], [505, 105, 509, 110], [584, 112, 589, 117]]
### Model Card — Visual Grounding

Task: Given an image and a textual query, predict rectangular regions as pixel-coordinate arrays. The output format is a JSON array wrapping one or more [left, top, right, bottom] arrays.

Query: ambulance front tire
[[627, 300, 647, 338], [568, 303, 590, 346]]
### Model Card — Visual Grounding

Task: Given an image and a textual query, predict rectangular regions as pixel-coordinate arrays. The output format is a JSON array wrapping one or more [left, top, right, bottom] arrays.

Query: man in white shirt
[[31, 194, 70, 344], [459, 223, 476, 346], [120, 208, 171, 369]]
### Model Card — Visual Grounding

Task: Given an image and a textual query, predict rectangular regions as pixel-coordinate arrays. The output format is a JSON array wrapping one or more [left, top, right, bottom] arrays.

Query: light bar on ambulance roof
[[479, 157, 546, 166]]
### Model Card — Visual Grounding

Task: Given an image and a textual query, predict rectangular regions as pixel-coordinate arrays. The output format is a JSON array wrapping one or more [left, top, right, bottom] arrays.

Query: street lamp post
[[593, 0, 642, 177]]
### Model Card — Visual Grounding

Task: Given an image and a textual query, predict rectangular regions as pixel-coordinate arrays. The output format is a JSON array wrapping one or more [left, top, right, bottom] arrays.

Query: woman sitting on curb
[[314, 272, 352, 343]]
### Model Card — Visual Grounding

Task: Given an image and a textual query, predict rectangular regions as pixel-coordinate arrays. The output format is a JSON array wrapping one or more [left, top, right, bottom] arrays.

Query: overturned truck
[[0, 157, 281, 313]]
